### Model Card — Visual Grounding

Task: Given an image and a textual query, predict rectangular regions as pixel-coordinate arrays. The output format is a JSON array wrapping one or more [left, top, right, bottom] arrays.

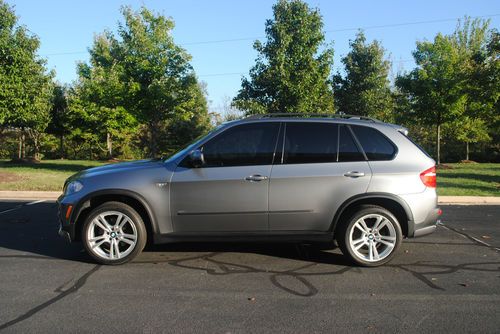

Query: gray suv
[[58, 114, 440, 266]]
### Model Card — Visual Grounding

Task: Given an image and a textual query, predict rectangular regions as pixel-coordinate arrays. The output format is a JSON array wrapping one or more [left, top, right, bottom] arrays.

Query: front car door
[[269, 122, 372, 231], [170, 122, 281, 232]]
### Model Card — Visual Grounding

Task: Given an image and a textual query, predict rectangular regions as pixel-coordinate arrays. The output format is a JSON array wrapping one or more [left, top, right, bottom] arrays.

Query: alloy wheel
[[86, 211, 138, 260], [348, 213, 397, 262]]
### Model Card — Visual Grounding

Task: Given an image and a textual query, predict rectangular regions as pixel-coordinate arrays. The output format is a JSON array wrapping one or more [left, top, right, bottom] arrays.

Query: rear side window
[[338, 125, 364, 162], [351, 125, 396, 160], [201, 122, 280, 167], [284, 122, 338, 164]]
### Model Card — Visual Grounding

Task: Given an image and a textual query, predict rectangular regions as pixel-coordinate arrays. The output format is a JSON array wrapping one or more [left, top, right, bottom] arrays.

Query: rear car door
[[269, 122, 372, 231], [170, 122, 281, 232]]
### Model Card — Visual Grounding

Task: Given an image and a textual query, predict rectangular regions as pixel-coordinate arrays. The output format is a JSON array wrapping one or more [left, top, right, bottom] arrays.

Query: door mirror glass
[[189, 149, 205, 168]]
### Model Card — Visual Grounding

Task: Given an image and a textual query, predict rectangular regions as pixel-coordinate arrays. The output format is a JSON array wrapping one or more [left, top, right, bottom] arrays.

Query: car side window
[[351, 125, 396, 160], [283, 122, 338, 164], [201, 122, 280, 167], [338, 125, 365, 162]]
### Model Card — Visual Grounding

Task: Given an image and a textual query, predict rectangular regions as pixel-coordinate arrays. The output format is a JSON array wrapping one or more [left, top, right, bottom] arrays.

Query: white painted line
[[469, 236, 500, 251], [441, 224, 500, 252], [0, 199, 46, 215], [26, 200, 46, 206], [0, 207, 22, 215]]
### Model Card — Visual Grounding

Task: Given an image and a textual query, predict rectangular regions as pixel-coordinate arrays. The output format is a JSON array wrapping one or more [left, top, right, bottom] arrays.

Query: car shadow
[[2, 201, 499, 297], [0, 201, 351, 267]]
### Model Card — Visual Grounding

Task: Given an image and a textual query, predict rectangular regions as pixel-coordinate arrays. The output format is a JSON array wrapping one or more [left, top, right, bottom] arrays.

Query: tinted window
[[338, 125, 364, 162], [201, 123, 279, 167], [351, 125, 396, 160], [284, 122, 338, 164]]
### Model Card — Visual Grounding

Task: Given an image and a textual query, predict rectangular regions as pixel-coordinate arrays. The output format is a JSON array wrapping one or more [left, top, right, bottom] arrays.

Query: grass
[[437, 163, 499, 196], [0, 159, 498, 196], [0, 159, 106, 191]]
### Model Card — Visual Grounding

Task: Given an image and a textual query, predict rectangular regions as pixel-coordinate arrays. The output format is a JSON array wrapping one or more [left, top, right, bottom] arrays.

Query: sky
[[9, 0, 500, 113]]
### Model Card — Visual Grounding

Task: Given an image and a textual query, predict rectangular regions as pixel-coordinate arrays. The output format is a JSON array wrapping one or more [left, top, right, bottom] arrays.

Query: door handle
[[244, 174, 269, 182], [344, 171, 365, 178]]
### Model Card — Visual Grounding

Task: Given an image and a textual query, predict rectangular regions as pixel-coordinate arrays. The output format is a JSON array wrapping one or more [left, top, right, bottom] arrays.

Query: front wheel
[[337, 205, 402, 267], [82, 202, 147, 265]]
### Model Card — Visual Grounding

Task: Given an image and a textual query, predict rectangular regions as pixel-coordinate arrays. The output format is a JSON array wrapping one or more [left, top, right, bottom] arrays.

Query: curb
[[438, 196, 500, 205], [0, 191, 61, 201], [0, 191, 498, 205]]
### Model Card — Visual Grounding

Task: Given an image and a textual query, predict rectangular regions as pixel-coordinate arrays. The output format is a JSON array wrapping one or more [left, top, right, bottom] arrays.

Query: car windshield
[[163, 123, 226, 163]]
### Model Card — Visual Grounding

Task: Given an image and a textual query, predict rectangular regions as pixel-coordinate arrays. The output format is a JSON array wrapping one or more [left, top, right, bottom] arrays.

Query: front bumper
[[57, 195, 77, 242]]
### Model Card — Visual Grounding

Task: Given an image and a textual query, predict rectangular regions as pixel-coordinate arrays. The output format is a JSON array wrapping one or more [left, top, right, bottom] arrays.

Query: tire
[[336, 205, 402, 267], [82, 201, 147, 265]]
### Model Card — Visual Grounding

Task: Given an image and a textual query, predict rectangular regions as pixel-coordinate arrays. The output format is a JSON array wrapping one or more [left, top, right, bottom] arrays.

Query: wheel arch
[[71, 189, 158, 243], [331, 193, 414, 238]]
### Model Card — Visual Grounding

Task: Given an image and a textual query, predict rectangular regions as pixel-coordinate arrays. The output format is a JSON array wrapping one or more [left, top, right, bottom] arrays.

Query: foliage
[[69, 6, 211, 158], [46, 84, 73, 158], [0, 0, 53, 159], [116, 7, 211, 156], [396, 33, 466, 163], [333, 31, 394, 121], [396, 17, 498, 163], [233, 0, 334, 114]]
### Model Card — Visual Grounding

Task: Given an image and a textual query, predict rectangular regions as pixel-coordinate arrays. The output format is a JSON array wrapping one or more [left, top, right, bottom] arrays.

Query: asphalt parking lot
[[0, 201, 499, 333]]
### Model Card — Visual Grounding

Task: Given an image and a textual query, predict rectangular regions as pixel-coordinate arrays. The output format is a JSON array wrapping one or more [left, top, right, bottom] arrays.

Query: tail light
[[420, 166, 436, 188]]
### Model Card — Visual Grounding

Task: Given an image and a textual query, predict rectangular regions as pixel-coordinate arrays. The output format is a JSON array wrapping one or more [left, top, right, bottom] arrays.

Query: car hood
[[69, 159, 164, 180]]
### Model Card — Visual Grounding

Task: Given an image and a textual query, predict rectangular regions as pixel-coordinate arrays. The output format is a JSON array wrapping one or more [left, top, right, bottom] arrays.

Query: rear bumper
[[412, 207, 441, 237]]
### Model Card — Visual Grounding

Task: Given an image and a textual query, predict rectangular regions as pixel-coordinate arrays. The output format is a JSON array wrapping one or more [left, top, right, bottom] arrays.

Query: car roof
[[230, 114, 408, 135]]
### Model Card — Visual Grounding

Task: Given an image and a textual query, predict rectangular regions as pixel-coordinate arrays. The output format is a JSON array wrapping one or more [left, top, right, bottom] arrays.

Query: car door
[[269, 122, 372, 231], [170, 122, 281, 232]]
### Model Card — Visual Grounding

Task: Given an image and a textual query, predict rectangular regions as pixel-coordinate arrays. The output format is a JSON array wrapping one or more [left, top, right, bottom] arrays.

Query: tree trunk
[[436, 124, 441, 165], [149, 123, 158, 158], [18, 132, 22, 159], [21, 132, 26, 160], [34, 136, 40, 161], [59, 134, 65, 159], [466, 142, 469, 161], [106, 132, 113, 159]]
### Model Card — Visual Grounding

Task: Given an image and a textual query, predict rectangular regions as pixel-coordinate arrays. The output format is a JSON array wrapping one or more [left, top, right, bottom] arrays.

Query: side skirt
[[153, 231, 333, 244]]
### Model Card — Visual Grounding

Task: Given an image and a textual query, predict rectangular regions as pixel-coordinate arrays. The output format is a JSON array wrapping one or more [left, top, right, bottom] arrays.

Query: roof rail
[[244, 113, 380, 122]]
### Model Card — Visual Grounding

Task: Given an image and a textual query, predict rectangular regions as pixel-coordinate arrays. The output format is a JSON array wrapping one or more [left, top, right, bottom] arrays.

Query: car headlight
[[65, 180, 83, 195]]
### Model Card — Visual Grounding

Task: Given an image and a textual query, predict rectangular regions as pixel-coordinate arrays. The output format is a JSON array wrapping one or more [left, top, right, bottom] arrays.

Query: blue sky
[[10, 0, 500, 112]]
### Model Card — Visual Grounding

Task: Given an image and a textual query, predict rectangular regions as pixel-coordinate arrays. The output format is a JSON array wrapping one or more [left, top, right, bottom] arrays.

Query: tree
[[396, 34, 465, 164], [118, 6, 210, 157], [333, 31, 393, 121], [450, 18, 496, 161], [233, 0, 334, 114], [72, 33, 135, 159], [449, 117, 490, 160], [71, 7, 210, 158], [0, 0, 53, 160], [47, 84, 72, 158]]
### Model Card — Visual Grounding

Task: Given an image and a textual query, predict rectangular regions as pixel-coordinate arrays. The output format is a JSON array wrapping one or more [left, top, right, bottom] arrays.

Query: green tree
[[396, 34, 465, 164], [450, 18, 497, 161], [118, 6, 210, 157], [72, 33, 135, 159], [233, 0, 334, 114], [333, 31, 393, 121], [71, 7, 210, 158], [449, 117, 490, 160], [0, 0, 53, 160], [47, 84, 72, 159]]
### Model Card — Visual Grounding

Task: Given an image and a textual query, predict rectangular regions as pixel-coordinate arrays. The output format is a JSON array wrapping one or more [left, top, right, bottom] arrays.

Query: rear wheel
[[337, 205, 402, 267], [82, 202, 147, 265]]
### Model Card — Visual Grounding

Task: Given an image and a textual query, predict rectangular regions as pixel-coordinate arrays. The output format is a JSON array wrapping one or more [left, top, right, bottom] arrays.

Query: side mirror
[[189, 149, 205, 168]]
